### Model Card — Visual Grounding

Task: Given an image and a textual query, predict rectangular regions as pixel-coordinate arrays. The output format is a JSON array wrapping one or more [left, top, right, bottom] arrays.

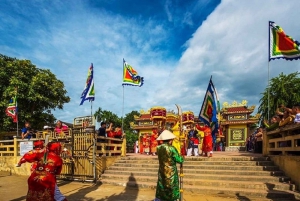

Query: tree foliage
[[93, 107, 139, 151], [94, 107, 122, 127], [258, 72, 300, 121], [123, 110, 140, 132], [0, 54, 70, 130]]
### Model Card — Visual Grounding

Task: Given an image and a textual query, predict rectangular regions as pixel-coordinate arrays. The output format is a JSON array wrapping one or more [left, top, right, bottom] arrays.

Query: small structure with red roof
[[220, 100, 260, 151]]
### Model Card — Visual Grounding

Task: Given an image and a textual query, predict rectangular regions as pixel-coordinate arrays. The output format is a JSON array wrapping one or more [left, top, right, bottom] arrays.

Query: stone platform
[[101, 151, 300, 201]]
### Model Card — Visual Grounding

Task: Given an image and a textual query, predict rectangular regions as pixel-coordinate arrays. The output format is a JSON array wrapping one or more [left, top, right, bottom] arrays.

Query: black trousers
[[255, 141, 263, 153]]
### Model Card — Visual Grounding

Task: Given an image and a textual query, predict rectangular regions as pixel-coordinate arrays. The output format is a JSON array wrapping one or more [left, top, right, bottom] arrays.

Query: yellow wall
[[270, 156, 300, 191], [0, 156, 120, 177]]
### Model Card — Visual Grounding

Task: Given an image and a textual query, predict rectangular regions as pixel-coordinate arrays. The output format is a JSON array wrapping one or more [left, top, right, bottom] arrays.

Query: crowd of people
[[245, 103, 300, 154], [264, 103, 300, 131], [137, 124, 214, 158], [21, 120, 69, 140]]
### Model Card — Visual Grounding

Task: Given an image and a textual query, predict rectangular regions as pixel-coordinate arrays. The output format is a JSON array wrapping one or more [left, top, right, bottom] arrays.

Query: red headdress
[[34, 140, 44, 149], [47, 142, 62, 155]]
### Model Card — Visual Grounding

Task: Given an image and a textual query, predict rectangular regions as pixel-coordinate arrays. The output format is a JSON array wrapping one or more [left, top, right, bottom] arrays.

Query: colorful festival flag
[[122, 59, 144, 87], [199, 77, 218, 143], [269, 21, 300, 61], [6, 90, 18, 123], [80, 63, 95, 105]]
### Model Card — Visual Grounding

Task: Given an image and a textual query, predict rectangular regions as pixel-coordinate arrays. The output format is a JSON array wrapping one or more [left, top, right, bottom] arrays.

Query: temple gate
[[220, 100, 260, 151]]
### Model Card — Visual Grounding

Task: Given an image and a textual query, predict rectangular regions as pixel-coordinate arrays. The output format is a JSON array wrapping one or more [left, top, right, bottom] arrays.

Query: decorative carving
[[249, 113, 261, 119], [130, 122, 136, 127], [230, 128, 245, 141], [133, 115, 140, 119], [249, 105, 256, 110], [222, 100, 249, 108], [241, 100, 248, 106], [228, 114, 247, 120], [223, 102, 229, 108]]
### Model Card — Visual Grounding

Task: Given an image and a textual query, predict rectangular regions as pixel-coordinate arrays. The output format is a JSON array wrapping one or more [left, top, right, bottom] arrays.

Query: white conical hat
[[156, 130, 176, 141]]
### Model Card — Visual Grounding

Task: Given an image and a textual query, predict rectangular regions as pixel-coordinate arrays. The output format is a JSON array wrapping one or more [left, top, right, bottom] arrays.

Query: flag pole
[[267, 61, 270, 121], [122, 85, 124, 134], [16, 87, 19, 137], [268, 21, 270, 121]]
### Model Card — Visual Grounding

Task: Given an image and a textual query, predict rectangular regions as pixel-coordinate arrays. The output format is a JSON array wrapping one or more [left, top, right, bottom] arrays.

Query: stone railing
[[264, 124, 300, 155]]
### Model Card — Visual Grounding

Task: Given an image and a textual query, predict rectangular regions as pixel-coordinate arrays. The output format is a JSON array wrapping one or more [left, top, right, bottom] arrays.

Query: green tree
[[123, 110, 140, 131], [125, 130, 138, 153], [258, 72, 300, 121], [0, 54, 70, 130], [94, 107, 122, 127]]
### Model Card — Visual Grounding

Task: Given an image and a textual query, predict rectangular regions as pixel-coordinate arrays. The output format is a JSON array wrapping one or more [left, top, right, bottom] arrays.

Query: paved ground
[[0, 171, 279, 201], [0, 152, 278, 201]]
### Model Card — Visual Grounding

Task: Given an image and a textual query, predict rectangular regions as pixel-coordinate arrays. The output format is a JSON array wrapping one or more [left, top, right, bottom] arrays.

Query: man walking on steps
[[154, 130, 184, 201]]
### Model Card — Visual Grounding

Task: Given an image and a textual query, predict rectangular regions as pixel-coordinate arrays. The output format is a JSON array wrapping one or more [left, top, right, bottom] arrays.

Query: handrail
[[264, 123, 300, 155]]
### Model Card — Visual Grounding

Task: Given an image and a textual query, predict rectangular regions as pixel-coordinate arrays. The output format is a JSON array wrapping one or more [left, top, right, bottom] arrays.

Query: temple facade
[[130, 106, 198, 154], [220, 100, 260, 151]]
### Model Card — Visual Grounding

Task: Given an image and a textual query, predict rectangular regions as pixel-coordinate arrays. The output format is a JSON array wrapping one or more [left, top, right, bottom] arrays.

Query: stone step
[[101, 179, 300, 200], [108, 166, 285, 176], [116, 160, 274, 166], [101, 174, 295, 191], [120, 156, 271, 161], [112, 163, 280, 171], [104, 170, 289, 182]]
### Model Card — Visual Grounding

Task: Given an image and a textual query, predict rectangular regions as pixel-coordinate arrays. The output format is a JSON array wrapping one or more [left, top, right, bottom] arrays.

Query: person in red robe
[[150, 129, 159, 156], [142, 134, 150, 155], [196, 125, 213, 157], [17, 141, 67, 201], [18, 140, 45, 172]]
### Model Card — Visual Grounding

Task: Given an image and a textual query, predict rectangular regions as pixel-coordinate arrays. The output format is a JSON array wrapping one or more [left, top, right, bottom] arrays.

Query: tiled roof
[[135, 114, 151, 120], [222, 106, 253, 114]]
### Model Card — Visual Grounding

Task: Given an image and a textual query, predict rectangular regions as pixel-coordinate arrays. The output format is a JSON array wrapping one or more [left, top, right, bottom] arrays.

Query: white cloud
[[152, 0, 300, 115], [2, 0, 300, 124]]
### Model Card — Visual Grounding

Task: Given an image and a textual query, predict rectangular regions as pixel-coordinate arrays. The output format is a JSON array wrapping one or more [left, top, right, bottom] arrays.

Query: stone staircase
[[101, 155, 300, 200]]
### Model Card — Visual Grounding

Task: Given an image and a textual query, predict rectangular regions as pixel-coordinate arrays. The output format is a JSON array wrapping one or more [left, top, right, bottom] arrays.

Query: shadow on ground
[[97, 173, 139, 201], [66, 173, 139, 201]]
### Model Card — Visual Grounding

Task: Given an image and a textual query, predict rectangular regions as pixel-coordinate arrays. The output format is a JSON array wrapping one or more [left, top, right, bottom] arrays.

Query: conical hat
[[156, 130, 176, 141]]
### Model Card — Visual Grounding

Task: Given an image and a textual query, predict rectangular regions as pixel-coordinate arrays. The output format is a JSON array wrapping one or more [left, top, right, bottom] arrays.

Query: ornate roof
[[134, 114, 151, 120], [222, 106, 255, 114], [221, 100, 255, 114]]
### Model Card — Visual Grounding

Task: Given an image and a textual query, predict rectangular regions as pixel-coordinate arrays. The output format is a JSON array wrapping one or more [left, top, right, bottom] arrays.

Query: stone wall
[[0, 156, 32, 176], [270, 155, 300, 191], [0, 155, 119, 177]]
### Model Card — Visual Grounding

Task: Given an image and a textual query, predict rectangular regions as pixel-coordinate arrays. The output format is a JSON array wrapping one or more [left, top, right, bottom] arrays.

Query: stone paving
[[0, 152, 296, 201], [0, 171, 270, 201]]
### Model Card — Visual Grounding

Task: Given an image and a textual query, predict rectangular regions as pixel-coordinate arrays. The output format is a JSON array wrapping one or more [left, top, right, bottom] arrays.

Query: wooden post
[[262, 130, 268, 156], [121, 136, 126, 157], [13, 136, 18, 164]]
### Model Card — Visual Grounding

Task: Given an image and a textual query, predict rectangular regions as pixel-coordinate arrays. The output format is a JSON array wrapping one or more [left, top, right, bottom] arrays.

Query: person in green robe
[[154, 130, 184, 201]]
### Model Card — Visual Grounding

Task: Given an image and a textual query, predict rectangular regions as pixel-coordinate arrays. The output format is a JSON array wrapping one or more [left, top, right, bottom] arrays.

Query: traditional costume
[[150, 129, 159, 155], [187, 128, 199, 156], [155, 130, 184, 201], [202, 127, 213, 157], [196, 125, 213, 157], [17, 142, 67, 201], [171, 122, 181, 154], [142, 134, 150, 155]]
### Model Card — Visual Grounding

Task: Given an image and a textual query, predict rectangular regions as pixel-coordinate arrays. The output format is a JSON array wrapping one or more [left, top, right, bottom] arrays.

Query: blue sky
[[1, 0, 300, 126]]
